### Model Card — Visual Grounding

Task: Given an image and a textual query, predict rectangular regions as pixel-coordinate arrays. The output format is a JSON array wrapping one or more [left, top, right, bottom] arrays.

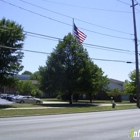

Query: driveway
[[0, 98, 14, 105]]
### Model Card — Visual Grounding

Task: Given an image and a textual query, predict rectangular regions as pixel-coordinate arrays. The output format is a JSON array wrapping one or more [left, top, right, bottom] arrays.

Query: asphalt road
[[0, 109, 140, 140]]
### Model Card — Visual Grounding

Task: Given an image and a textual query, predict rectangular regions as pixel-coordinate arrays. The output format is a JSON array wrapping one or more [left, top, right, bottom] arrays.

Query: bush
[[56, 95, 61, 100]]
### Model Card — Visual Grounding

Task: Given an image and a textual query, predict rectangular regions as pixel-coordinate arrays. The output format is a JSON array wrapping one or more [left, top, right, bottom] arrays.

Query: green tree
[[22, 71, 32, 75], [33, 89, 43, 97], [15, 80, 42, 97], [40, 33, 108, 104], [30, 71, 41, 80], [123, 70, 138, 94], [107, 88, 122, 97], [0, 18, 25, 88], [15, 80, 24, 94], [16, 80, 35, 95], [31, 89, 37, 97], [39, 66, 49, 92], [22, 80, 35, 95], [81, 60, 109, 103]]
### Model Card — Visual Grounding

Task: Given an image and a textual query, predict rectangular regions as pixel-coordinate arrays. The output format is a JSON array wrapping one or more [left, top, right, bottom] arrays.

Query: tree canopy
[[30, 71, 41, 81], [0, 18, 25, 88], [15, 80, 42, 97], [22, 71, 32, 75], [40, 33, 108, 104], [21, 70, 41, 81], [123, 70, 138, 94], [107, 88, 122, 97]]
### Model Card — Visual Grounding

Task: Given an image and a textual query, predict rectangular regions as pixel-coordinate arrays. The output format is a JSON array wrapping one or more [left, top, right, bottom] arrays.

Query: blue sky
[[1, 0, 140, 81]]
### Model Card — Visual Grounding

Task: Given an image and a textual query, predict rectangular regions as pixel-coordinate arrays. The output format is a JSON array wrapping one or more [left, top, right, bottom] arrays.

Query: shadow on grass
[[0, 105, 16, 109], [39, 103, 98, 108], [0, 103, 98, 109], [77, 100, 111, 104]]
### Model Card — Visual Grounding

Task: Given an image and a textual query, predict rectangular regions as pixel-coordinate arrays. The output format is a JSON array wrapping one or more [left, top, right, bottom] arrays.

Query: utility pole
[[131, 0, 139, 108]]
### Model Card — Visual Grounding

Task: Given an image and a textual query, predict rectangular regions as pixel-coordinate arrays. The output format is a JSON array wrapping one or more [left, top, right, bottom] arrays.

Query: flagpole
[[72, 18, 74, 36]]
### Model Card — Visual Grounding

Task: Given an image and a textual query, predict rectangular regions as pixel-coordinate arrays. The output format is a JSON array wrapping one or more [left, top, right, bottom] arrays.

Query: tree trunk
[[69, 91, 73, 105], [74, 94, 78, 102], [89, 93, 92, 103]]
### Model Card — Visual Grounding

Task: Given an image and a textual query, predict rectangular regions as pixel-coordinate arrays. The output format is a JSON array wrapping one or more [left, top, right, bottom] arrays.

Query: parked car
[[7, 94, 15, 101], [0, 93, 3, 98], [0, 94, 8, 99], [16, 96, 43, 104], [11, 95, 24, 102]]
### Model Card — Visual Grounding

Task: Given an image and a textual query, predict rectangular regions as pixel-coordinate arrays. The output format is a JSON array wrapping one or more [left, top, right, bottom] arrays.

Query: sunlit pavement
[[43, 101, 68, 104], [0, 98, 14, 105]]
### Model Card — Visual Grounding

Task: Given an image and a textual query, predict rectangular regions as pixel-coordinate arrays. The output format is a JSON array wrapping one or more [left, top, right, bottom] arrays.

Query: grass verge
[[0, 104, 137, 118]]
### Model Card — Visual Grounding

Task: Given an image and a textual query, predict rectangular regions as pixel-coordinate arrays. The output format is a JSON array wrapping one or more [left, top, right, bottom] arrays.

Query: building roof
[[109, 78, 124, 84], [108, 78, 124, 90], [16, 75, 30, 80]]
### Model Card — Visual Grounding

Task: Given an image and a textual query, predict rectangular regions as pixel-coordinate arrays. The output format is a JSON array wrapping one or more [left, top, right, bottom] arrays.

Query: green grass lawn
[[0, 102, 137, 118]]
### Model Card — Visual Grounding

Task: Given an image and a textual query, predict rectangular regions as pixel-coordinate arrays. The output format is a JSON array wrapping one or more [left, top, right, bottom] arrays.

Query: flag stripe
[[73, 23, 87, 44]]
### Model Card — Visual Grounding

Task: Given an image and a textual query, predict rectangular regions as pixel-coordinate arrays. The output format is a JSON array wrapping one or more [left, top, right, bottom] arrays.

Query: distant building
[[15, 75, 30, 80], [2, 75, 38, 94], [108, 78, 124, 91], [95, 78, 125, 100]]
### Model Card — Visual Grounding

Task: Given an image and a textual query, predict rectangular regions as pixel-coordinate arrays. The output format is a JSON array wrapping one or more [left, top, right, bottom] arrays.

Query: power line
[[80, 27, 132, 40], [91, 58, 134, 63], [76, 19, 132, 35], [83, 44, 134, 55], [117, 0, 140, 12], [25, 31, 61, 40], [0, 0, 71, 26], [23, 30, 135, 54], [42, 0, 132, 13], [0, 45, 51, 55], [20, 0, 72, 19], [26, 34, 59, 42], [0, 45, 135, 64], [20, 0, 132, 35], [0, 0, 133, 41], [26, 34, 134, 55], [25, 33, 134, 54], [117, 0, 131, 6], [0, 26, 135, 54], [135, 0, 140, 12], [83, 42, 134, 53]]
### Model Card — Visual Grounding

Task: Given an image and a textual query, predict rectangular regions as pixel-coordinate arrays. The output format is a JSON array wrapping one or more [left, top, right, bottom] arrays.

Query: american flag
[[73, 23, 87, 44]]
